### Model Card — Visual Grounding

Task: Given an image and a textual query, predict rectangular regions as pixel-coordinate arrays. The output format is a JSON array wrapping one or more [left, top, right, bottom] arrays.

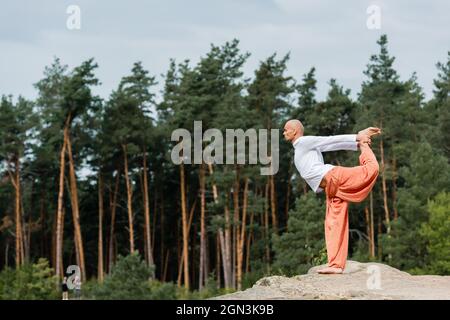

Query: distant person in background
[[62, 277, 69, 300], [74, 275, 82, 300]]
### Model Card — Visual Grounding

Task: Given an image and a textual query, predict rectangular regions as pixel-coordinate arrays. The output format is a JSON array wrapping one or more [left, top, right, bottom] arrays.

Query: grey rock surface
[[211, 261, 450, 300]]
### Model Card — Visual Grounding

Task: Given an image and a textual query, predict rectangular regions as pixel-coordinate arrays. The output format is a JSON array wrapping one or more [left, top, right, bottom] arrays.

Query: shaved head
[[283, 119, 304, 143], [284, 119, 304, 134]]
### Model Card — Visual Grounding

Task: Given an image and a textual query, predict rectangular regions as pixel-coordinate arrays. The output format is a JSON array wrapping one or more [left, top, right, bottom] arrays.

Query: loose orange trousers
[[323, 145, 379, 269]]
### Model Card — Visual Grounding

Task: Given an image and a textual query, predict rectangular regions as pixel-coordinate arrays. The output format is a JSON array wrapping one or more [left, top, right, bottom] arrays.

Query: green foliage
[[248, 53, 294, 129], [241, 268, 268, 290], [0, 259, 58, 300], [297, 67, 317, 109], [311, 246, 328, 266], [147, 279, 178, 300], [381, 142, 450, 270], [0, 95, 35, 159], [363, 34, 399, 84], [420, 192, 450, 275], [350, 239, 380, 263], [273, 192, 326, 276], [178, 274, 235, 299], [86, 253, 157, 300], [426, 52, 450, 159], [85, 258, 229, 300]]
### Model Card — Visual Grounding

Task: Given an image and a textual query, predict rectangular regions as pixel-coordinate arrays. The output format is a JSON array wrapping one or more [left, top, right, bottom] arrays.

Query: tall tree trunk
[[142, 149, 154, 272], [364, 205, 370, 257], [369, 191, 375, 258], [98, 173, 104, 283], [204, 226, 210, 287], [379, 136, 391, 234], [21, 203, 26, 265], [364, 203, 375, 259], [20, 217, 25, 266], [40, 186, 46, 258], [66, 132, 86, 281], [177, 197, 197, 288], [23, 180, 34, 264], [65, 177, 80, 273], [392, 156, 398, 220], [216, 234, 221, 289], [122, 144, 135, 254], [9, 157, 23, 268], [60, 208, 66, 274], [285, 162, 292, 230], [162, 249, 169, 282], [177, 218, 182, 288], [55, 121, 69, 278], [232, 166, 240, 289], [264, 182, 270, 264], [51, 204, 57, 272], [245, 211, 254, 274], [5, 240, 9, 268], [207, 163, 230, 289], [218, 228, 229, 288], [141, 172, 148, 266], [160, 193, 165, 280], [270, 175, 278, 234], [152, 190, 157, 253], [224, 194, 233, 289], [108, 169, 120, 273], [192, 219, 197, 289], [237, 177, 249, 291], [199, 163, 206, 290], [377, 205, 382, 259], [179, 161, 189, 289]]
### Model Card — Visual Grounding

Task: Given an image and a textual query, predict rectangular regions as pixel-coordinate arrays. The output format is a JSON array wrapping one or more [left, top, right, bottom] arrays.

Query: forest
[[0, 34, 449, 299]]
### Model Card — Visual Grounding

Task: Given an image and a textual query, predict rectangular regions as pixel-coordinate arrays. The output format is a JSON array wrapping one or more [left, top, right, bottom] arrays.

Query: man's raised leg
[[333, 142, 379, 203]]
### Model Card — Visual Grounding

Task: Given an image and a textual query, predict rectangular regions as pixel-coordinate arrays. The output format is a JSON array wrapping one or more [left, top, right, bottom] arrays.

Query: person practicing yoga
[[283, 119, 381, 274]]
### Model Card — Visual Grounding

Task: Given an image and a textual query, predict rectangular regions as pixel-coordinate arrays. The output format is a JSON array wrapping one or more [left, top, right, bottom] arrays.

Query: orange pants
[[323, 145, 379, 269]]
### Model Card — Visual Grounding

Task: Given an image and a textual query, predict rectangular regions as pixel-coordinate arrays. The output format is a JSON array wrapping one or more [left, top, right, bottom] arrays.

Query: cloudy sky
[[1, 0, 449, 103]]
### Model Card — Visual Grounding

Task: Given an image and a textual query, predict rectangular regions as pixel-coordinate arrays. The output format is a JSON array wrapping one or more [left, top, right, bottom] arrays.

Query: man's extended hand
[[357, 127, 382, 146]]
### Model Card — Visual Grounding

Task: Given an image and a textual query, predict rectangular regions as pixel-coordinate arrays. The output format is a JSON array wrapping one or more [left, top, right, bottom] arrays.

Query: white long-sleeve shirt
[[293, 134, 358, 193]]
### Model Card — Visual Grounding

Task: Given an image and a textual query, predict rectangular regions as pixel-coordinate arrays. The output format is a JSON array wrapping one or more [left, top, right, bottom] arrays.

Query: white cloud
[[0, 0, 448, 103]]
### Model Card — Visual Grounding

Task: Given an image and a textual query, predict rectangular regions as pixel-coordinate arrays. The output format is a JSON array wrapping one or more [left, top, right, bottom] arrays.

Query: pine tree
[[0, 96, 36, 267], [35, 58, 100, 280], [424, 52, 450, 160]]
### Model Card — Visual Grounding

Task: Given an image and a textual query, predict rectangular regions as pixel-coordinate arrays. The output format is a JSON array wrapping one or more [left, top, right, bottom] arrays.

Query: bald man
[[283, 119, 381, 274]]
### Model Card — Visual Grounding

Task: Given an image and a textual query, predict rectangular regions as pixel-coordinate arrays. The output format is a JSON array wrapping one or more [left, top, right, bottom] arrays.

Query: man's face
[[283, 124, 295, 142]]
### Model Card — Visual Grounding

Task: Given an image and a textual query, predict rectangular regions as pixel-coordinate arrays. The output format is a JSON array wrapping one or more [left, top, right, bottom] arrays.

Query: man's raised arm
[[320, 141, 358, 152], [298, 134, 358, 151], [297, 127, 381, 151]]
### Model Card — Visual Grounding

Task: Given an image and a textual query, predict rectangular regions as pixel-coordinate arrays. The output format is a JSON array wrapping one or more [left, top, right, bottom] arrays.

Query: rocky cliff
[[212, 261, 450, 300]]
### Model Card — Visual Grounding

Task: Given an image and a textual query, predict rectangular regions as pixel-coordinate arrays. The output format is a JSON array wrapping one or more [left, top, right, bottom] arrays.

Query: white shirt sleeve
[[319, 141, 358, 152], [298, 134, 357, 152]]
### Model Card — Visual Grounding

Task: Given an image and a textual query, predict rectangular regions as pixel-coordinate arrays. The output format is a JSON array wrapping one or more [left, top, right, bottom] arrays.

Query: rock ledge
[[211, 261, 450, 300]]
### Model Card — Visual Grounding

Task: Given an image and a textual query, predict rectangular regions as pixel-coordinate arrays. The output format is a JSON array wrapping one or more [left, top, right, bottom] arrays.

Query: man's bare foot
[[317, 267, 343, 274], [359, 127, 381, 138], [357, 127, 381, 146]]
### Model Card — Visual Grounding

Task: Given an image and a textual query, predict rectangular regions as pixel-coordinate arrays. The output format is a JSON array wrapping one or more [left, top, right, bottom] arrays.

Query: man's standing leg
[[318, 143, 379, 274], [324, 196, 350, 271]]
